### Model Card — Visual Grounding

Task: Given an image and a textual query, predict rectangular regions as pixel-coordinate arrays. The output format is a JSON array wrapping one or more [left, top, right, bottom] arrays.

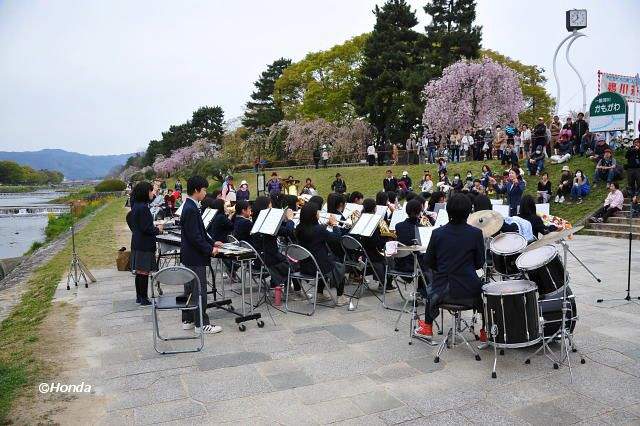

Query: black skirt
[[131, 250, 157, 273]]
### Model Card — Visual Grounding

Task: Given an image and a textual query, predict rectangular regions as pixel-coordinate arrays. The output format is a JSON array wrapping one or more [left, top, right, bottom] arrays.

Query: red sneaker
[[415, 322, 433, 337], [479, 329, 487, 343]]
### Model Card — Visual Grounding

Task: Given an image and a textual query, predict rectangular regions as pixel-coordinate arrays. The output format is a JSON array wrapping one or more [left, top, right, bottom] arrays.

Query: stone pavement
[[50, 235, 640, 425]]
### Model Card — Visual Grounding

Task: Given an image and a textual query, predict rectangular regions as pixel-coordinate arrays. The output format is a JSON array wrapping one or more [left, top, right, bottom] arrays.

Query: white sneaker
[[315, 293, 332, 303], [554, 195, 560, 203], [559, 196, 565, 203], [336, 295, 350, 306], [195, 324, 222, 334], [182, 322, 194, 330]]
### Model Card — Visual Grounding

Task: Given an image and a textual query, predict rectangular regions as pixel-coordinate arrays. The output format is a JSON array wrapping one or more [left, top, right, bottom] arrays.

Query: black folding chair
[[284, 244, 336, 316], [151, 266, 204, 354], [341, 235, 383, 310]]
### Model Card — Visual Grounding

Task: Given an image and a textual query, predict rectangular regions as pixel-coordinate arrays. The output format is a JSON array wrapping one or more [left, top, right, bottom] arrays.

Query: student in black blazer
[[416, 194, 486, 341], [180, 176, 223, 335], [251, 196, 297, 294], [356, 199, 395, 291], [209, 199, 234, 242], [394, 199, 430, 296], [233, 200, 253, 245], [295, 203, 348, 306], [128, 181, 163, 305]]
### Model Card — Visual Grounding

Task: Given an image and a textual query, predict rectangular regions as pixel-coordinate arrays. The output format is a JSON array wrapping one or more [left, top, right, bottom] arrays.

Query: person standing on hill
[[572, 113, 589, 155], [331, 173, 347, 194]]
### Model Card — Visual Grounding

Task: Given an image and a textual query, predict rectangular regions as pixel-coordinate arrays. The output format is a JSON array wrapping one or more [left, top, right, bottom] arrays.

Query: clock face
[[570, 10, 587, 27]]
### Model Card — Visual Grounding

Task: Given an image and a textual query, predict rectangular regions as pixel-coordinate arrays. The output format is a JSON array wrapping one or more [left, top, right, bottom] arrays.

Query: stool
[[434, 304, 481, 363]]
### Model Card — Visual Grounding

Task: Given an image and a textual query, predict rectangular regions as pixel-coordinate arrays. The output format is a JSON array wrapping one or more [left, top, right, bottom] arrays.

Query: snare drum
[[490, 233, 527, 276], [516, 245, 567, 296], [482, 280, 541, 348]]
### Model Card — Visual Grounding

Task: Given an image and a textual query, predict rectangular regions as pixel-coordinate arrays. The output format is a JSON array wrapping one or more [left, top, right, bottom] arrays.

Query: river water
[[0, 192, 61, 259]]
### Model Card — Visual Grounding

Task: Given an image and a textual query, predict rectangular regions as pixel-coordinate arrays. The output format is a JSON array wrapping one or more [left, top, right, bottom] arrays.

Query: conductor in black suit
[[415, 194, 486, 342], [180, 176, 223, 335]]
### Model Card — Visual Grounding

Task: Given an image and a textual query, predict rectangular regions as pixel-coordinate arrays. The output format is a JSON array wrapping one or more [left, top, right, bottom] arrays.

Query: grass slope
[[0, 198, 126, 422], [235, 155, 621, 225]]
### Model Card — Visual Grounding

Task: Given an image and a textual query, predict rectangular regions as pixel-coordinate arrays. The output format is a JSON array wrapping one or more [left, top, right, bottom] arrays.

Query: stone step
[[607, 216, 640, 225], [580, 228, 640, 240], [586, 222, 640, 233]]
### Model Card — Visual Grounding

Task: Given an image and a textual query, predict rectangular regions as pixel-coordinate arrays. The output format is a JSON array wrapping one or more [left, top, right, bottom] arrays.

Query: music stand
[[66, 218, 95, 290], [596, 197, 639, 306]]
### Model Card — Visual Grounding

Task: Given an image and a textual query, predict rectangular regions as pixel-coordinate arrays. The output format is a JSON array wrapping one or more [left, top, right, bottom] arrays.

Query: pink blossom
[[422, 58, 525, 135]]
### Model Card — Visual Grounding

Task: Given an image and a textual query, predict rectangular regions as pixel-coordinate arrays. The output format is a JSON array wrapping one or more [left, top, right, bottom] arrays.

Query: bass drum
[[516, 245, 568, 296], [490, 233, 527, 276], [482, 280, 541, 348], [539, 286, 577, 337]]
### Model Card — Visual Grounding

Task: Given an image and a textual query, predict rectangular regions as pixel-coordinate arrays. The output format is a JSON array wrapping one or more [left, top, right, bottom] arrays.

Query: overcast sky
[[1, 0, 639, 155]]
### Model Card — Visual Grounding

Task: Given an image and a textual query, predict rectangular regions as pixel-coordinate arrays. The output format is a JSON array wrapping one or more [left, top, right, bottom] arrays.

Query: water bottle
[[274, 285, 282, 306]]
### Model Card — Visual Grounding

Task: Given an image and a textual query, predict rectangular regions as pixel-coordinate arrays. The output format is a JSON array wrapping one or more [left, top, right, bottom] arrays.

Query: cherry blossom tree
[[422, 58, 525, 135]]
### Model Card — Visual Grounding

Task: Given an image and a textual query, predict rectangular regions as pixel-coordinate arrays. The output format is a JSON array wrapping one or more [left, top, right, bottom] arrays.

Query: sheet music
[[434, 202, 447, 214], [343, 203, 364, 218], [175, 203, 184, 217], [349, 213, 381, 237], [389, 209, 408, 231], [417, 227, 433, 253], [536, 203, 550, 216], [375, 205, 388, 217], [433, 209, 449, 227], [489, 198, 504, 205], [250, 209, 269, 234], [250, 208, 285, 235], [201, 208, 217, 229], [493, 204, 510, 218]]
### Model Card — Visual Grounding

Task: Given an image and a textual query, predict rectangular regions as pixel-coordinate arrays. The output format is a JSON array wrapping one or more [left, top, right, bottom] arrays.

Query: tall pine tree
[[351, 0, 429, 146], [242, 58, 291, 131], [423, 0, 482, 75]]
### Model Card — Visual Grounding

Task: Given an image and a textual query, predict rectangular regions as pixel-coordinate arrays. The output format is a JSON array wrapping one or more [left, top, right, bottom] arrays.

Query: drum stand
[[524, 240, 585, 382]]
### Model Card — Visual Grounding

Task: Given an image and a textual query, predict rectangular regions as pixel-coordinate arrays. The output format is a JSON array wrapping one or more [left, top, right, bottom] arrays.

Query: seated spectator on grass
[[589, 136, 611, 163], [593, 149, 619, 186], [527, 146, 545, 176], [569, 169, 590, 204], [537, 173, 552, 203], [590, 182, 625, 223]]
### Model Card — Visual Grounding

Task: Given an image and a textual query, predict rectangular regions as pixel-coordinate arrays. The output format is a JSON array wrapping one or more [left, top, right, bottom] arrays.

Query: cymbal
[[467, 210, 504, 238], [525, 225, 584, 251]]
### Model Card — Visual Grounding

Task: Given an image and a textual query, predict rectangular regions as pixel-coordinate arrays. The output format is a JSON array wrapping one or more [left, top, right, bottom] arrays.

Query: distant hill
[[0, 149, 133, 180]]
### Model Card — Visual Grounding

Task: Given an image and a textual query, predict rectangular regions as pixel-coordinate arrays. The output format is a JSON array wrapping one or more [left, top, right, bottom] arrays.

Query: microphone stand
[[596, 195, 638, 305]]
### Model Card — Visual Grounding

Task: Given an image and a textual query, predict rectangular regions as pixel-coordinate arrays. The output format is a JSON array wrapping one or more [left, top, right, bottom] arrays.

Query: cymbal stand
[[564, 246, 601, 283], [524, 239, 585, 382], [66, 222, 89, 290]]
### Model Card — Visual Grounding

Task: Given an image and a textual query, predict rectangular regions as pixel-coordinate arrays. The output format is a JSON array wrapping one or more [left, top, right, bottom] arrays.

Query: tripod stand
[[596, 200, 639, 306], [66, 222, 92, 290]]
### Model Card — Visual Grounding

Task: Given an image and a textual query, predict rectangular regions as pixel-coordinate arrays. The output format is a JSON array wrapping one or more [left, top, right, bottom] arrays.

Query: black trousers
[[181, 265, 209, 327], [628, 168, 640, 196], [593, 205, 620, 223], [267, 261, 290, 288]]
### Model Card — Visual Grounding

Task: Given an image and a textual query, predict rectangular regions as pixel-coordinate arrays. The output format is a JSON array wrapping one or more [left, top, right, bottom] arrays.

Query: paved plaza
[[46, 235, 640, 425]]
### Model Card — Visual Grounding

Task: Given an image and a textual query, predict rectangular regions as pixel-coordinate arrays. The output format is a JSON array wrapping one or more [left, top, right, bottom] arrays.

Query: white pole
[[553, 32, 578, 115], [565, 32, 587, 113]]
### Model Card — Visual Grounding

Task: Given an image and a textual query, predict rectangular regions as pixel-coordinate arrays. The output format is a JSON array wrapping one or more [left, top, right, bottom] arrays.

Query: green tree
[[351, 0, 428, 145], [423, 0, 482, 75], [482, 49, 555, 125], [274, 34, 369, 123], [242, 58, 291, 132], [191, 106, 225, 147]]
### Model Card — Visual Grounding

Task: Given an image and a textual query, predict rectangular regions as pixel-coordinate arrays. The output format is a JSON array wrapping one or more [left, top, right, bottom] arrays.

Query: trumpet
[[419, 212, 432, 227], [378, 219, 397, 239]]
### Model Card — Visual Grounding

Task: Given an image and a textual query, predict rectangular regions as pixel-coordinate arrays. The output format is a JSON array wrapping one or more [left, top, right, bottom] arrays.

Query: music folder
[[375, 205, 389, 217], [389, 209, 408, 231], [349, 213, 382, 237], [416, 226, 434, 253], [250, 208, 285, 235], [343, 202, 364, 218], [201, 208, 217, 229]]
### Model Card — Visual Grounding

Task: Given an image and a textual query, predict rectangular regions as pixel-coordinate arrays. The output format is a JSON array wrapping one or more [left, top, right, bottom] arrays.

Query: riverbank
[[0, 197, 127, 422]]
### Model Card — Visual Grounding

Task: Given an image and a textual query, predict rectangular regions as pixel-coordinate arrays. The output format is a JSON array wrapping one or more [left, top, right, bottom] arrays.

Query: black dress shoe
[[140, 298, 151, 306]]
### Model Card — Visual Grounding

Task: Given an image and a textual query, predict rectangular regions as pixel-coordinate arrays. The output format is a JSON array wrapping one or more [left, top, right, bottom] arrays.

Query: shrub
[[94, 179, 126, 192]]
